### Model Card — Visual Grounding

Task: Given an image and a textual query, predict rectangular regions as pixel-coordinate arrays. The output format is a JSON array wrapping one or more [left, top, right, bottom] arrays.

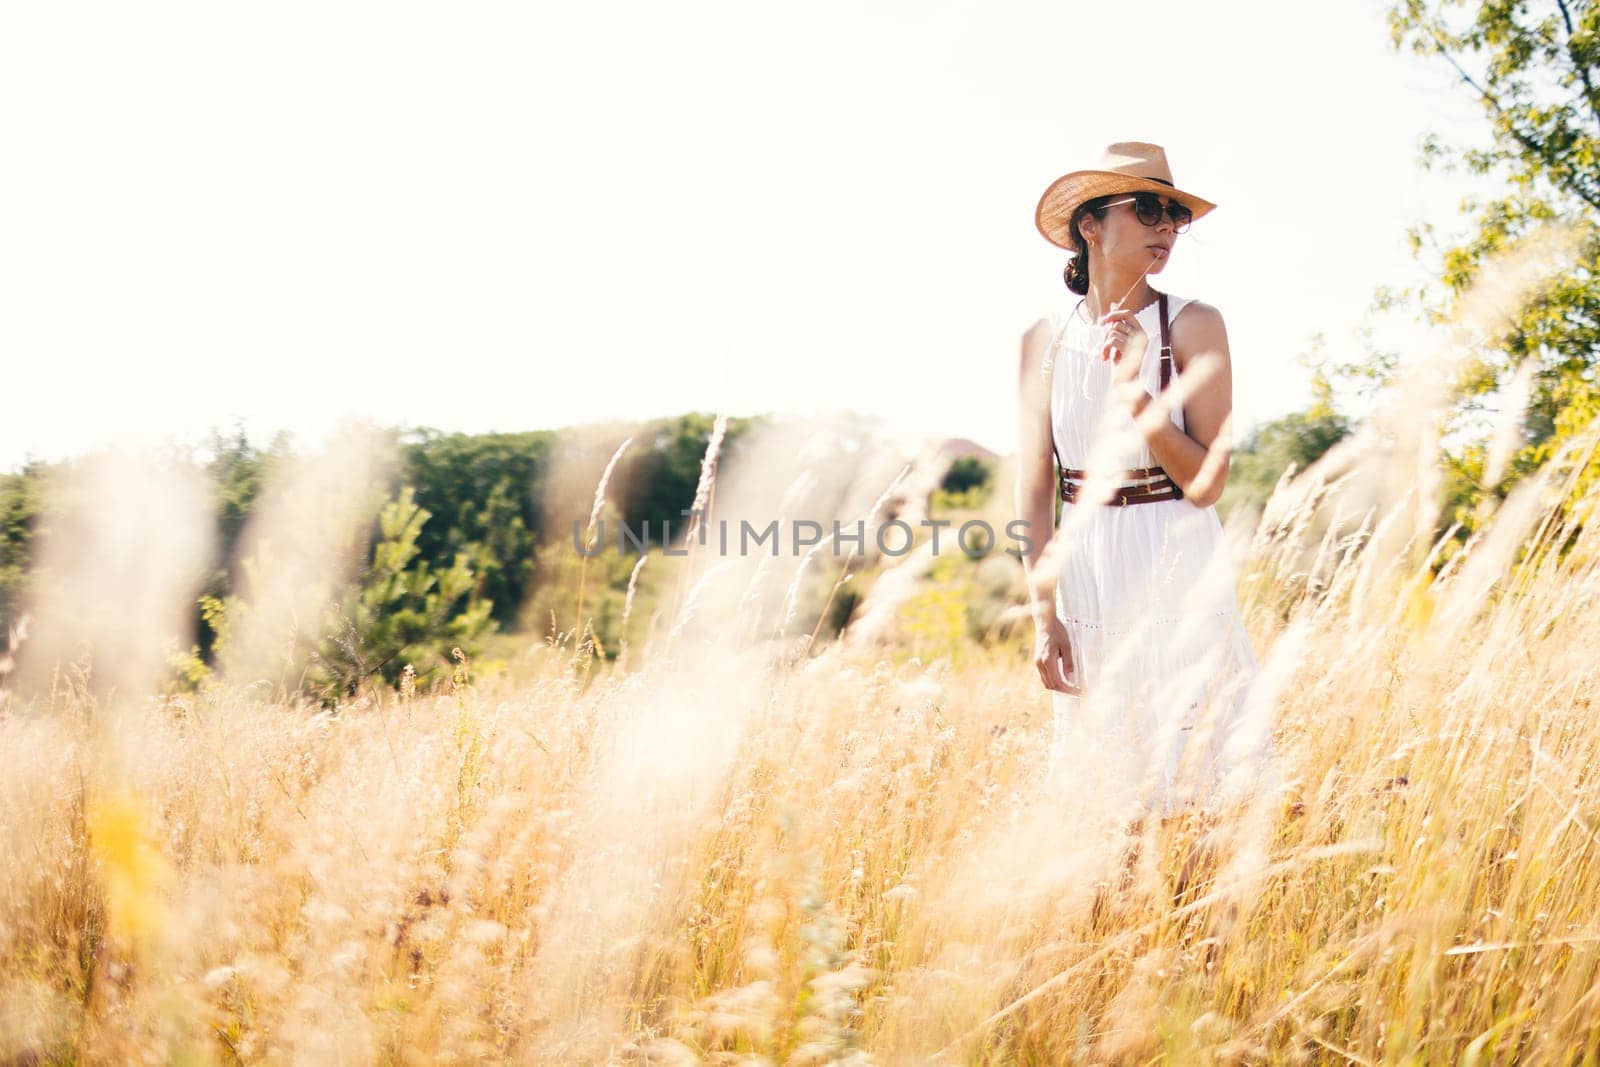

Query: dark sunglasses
[[1101, 193, 1192, 234]]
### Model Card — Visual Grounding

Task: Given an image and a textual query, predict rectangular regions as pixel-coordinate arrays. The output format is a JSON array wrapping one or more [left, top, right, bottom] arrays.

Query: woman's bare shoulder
[[1022, 315, 1054, 348], [1018, 315, 1054, 375], [1170, 299, 1228, 365], [1172, 296, 1223, 328]]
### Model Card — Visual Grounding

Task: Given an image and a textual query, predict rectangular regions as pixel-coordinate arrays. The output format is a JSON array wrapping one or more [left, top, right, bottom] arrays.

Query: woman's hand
[[1098, 300, 1150, 365], [1103, 302, 1155, 420], [1033, 616, 1082, 695]]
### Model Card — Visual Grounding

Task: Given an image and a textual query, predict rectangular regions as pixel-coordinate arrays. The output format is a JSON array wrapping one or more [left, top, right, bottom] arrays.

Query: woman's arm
[[1017, 317, 1078, 694], [1119, 301, 1236, 508], [1016, 316, 1058, 623]]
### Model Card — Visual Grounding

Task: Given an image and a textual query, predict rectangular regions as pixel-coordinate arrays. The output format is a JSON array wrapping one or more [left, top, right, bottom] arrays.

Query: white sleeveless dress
[[1043, 289, 1281, 819]]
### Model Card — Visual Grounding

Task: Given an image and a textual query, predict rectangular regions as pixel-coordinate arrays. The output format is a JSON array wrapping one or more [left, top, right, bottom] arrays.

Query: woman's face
[[1081, 193, 1182, 274]]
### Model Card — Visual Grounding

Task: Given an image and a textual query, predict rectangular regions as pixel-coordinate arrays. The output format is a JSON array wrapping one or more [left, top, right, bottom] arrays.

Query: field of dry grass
[[4, 446, 1600, 1064], [4, 230, 1600, 1064]]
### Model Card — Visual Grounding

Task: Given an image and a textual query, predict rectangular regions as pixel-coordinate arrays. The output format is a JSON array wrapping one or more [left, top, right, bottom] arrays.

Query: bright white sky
[[1, 0, 1493, 472]]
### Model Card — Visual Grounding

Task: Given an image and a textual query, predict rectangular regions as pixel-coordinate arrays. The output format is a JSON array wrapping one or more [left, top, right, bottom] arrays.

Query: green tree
[[308, 485, 495, 703], [193, 427, 292, 664], [932, 456, 995, 512], [940, 456, 993, 495], [398, 428, 550, 627], [1385, 0, 1600, 518], [0, 461, 51, 635], [622, 413, 753, 537]]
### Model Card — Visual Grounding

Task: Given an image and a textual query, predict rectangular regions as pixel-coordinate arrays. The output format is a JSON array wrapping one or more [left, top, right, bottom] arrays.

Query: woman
[[1015, 142, 1280, 823]]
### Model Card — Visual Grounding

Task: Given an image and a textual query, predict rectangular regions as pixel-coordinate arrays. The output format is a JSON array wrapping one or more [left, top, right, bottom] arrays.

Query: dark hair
[[1062, 195, 1117, 296]]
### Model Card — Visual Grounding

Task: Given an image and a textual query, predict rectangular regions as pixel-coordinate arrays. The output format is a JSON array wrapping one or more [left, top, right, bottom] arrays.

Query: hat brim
[[1035, 170, 1217, 251]]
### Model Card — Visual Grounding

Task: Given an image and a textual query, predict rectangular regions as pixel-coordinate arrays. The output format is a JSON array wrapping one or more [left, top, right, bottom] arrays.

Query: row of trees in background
[[0, 414, 758, 703], [0, 397, 1353, 698], [0, 398, 1333, 705]]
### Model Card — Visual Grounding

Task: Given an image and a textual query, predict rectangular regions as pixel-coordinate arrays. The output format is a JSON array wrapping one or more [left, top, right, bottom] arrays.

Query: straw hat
[[1035, 141, 1217, 251]]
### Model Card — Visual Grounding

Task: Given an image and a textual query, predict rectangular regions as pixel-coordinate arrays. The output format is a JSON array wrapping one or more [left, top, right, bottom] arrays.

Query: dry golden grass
[[4, 481, 1600, 1064]]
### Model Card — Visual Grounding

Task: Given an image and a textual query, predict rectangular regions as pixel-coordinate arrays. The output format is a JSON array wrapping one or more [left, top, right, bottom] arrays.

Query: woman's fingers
[[1101, 322, 1129, 362], [1105, 327, 1127, 363], [1098, 306, 1143, 364], [1042, 645, 1081, 694], [1056, 666, 1081, 696], [1063, 651, 1082, 695], [1036, 629, 1083, 694], [1098, 307, 1137, 330]]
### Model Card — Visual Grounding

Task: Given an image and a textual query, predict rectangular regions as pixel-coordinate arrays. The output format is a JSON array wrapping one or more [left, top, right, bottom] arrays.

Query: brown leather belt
[[1059, 465, 1184, 505]]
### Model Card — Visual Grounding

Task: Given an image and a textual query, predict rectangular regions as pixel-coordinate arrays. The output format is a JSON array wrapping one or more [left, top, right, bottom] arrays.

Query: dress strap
[[1156, 293, 1187, 431], [1158, 292, 1173, 392]]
